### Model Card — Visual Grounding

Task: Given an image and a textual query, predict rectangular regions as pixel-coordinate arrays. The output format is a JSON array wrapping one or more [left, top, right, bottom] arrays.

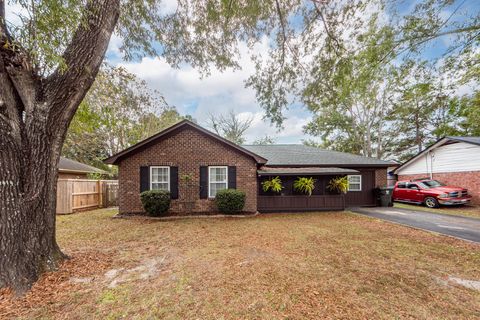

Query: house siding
[[117, 127, 258, 214], [398, 172, 480, 205], [396, 142, 480, 175]]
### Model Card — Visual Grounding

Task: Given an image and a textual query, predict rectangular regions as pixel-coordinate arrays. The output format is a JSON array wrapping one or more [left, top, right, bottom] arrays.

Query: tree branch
[[44, 0, 120, 131], [274, 0, 287, 66], [0, 0, 7, 39], [311, 0, 343, 56]]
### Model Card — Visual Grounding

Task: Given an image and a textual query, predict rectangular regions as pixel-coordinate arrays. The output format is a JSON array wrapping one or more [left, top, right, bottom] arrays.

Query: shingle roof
[[242, 144, 393, 167], [257, 167, 360, 175], [59, 157, 106, 174], [447, 136, 480, 146]]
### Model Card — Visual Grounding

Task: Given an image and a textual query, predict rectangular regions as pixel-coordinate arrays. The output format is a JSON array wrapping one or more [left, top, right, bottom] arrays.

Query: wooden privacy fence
[[56, 179, 118, 214]]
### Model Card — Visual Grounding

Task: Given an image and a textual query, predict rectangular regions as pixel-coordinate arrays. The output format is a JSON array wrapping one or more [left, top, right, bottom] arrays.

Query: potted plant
[[293, 177, 316, 196], [261, 176, 284, 195], [327, 176, 348, 194]]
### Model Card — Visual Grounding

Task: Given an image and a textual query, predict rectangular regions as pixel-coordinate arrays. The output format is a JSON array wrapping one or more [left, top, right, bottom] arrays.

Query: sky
[[6, 0, 480, 144], [108, 35, 313, 144]]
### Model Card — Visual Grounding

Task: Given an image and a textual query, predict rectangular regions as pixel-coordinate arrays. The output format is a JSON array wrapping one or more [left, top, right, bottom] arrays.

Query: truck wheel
[[424, 197, 439, 208]]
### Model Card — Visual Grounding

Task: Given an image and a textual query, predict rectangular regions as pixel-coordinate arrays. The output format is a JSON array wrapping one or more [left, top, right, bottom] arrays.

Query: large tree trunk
[[0, 0, 120, 294], [0, 130, 65, 293]]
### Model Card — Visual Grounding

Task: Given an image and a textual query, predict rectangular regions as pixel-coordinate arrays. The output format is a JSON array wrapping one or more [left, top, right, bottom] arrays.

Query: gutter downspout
[[430, 151, 434, 179]]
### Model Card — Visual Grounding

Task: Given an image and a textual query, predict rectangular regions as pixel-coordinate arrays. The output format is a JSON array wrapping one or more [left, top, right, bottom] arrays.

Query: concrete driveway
[[350, 206, 480, 243]]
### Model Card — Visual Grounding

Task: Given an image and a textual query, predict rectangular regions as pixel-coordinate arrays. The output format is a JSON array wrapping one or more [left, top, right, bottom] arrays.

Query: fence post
[[68, 180, 74, 213], [97, 180, 102, 208]]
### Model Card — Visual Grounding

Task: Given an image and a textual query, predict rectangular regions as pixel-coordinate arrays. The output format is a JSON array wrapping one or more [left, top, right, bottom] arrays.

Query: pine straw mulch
[[0, 251, 113, 319]]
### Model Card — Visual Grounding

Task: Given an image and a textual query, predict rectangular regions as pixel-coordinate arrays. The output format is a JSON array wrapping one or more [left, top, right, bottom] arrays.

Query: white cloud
[[5, 3, 26, 27], [161, 0, 178, 14], [118, 38, 314, 143], [106, 33, 124, 59]]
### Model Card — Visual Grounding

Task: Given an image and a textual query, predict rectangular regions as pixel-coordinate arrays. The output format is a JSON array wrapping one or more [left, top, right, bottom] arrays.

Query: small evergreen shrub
[[140, 190, 171, 216], [215, 189, 246, 214]]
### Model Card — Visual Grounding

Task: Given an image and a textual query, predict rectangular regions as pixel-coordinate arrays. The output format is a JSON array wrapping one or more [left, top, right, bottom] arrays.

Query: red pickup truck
[[392, 178, 472, 208]]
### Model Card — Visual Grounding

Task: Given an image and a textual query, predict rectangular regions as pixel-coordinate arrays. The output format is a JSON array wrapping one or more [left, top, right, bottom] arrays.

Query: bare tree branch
[[207, 110, 253, 144]]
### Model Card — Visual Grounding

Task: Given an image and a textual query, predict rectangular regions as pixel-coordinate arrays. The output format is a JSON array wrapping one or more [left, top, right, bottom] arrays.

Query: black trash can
[[375, 187, 394, 207]]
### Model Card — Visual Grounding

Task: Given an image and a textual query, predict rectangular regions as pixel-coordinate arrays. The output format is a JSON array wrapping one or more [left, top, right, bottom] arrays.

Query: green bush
[[215, 189, 246, 214], [140, 190, 171, 216]]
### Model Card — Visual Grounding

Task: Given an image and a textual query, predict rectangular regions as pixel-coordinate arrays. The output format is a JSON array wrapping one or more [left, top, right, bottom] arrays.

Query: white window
[[209, 166, 228, 198], [150, 166, 170, 191], [348, 175, 362, 191]]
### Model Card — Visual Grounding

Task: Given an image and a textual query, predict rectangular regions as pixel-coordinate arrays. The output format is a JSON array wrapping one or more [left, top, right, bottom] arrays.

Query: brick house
[[394, 136, 480, 205], [104, 120, 392, 215]]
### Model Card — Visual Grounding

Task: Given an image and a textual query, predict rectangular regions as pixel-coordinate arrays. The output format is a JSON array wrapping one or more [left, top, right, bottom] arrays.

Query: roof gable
[[103, 120, 268, 165], [393, 136, 480, 174]]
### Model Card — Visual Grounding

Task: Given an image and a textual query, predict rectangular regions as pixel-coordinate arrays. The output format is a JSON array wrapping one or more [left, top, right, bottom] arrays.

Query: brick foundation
[[398, 171, 480, 205], [117, 127, 258, 215]]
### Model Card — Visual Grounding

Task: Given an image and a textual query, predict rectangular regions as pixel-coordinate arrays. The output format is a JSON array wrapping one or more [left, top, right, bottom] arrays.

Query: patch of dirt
[[0, 251, 113, 319], [437, 276, 480, 291], [106, 255, 169, 288]]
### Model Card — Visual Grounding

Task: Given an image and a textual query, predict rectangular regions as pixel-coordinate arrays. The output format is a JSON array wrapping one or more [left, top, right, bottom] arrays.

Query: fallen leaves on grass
[[0, 251, 113, 319]]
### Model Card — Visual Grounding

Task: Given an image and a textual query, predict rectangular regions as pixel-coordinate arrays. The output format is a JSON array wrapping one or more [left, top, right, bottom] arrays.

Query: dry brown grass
[[394, 202, 480, 219], [1, 208, 480, 319]]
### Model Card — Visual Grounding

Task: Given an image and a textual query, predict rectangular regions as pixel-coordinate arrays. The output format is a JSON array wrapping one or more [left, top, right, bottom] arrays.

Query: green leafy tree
[[63, 65, 190, 171], [247, 0, 479, 160], [433, 92, 480, 137], [1, 0, 478, 293], [301, 17, 397, 158], [2, 0, 327, 293], [386, 60, 450, 160]]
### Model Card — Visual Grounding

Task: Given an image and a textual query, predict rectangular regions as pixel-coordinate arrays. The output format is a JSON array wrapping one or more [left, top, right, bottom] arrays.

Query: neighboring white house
[[394, 137, 480, 205]]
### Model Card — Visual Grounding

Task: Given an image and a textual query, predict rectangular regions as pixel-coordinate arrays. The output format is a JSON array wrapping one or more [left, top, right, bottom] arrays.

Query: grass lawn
[[1, 209, 480, 319], [394, 202, 480, 219]]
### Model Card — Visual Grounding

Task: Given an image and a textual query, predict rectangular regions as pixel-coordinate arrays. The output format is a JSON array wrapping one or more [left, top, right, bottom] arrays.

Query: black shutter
[[170, 166, 179, 199], [228, 166, 237, 189], [140, 166, 150, 193], [199, 166, 208, 199]]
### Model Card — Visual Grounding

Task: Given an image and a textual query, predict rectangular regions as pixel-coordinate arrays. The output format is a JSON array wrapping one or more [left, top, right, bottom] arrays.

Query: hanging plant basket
[[293, 177, 316, 196]]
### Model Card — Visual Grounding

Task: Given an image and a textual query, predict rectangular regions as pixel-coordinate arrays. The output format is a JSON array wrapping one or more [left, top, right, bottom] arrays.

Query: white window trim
[[150, 166, 170, 191], [208, 166, 228, 198], [347, 174, 362, 192]]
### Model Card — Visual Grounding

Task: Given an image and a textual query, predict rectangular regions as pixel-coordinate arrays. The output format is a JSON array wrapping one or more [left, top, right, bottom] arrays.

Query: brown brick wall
[[117, 127, 258, 215], [398, 171, 480, 205], [375, 168, 388, 187]]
